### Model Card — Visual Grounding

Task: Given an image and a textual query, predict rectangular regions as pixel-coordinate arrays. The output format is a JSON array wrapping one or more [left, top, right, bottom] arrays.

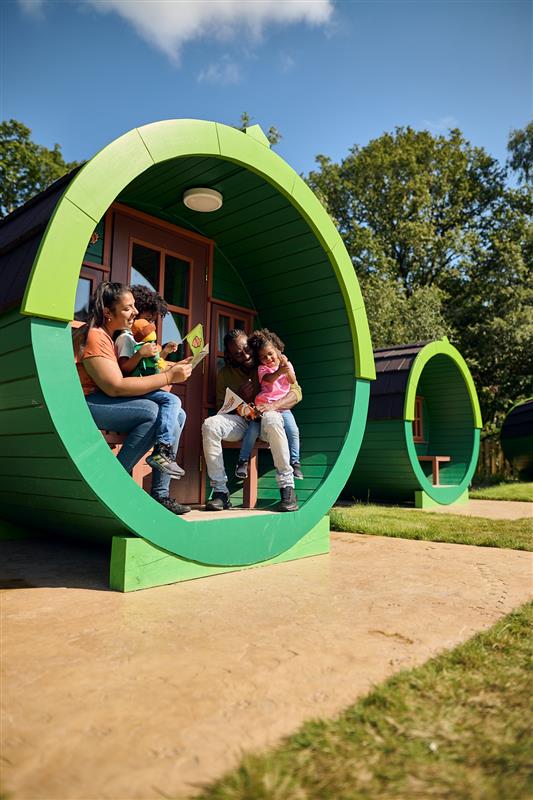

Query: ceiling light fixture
[[183, 187, 223, 212]]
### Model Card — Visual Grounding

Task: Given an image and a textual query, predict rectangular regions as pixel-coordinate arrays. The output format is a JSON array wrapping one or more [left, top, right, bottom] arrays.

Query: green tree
[[0, 119, 80, 218], [507, 121, 533, 185], [235, 111, 282, 147], [306, 127, 533, 426]]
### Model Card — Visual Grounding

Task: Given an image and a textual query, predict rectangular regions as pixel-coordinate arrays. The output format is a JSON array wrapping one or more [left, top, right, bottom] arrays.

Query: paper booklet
[[184, 323, 204, 355], [190, 342, 209, 370], [217, 388, 262, 419]]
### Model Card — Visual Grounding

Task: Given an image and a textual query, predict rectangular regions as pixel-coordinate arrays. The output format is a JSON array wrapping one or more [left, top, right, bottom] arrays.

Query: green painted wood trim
[[21, 119, 374, 380], [406, 423, 480, 504], [404, 338, 482, 428], [414, 489, 469, 509], [30, 309, 369, 565], [109, 515, 330, 592]]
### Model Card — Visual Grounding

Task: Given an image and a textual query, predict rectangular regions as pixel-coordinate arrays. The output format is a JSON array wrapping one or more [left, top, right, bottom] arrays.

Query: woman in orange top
[[75, 282, 192, 515]]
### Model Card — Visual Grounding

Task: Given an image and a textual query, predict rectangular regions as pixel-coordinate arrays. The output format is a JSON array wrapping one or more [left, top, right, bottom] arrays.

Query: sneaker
[[155, 495, 191, 515], [205, 491, 232, 511], [235, 459, 249, 480], [277, 486, 298, 512], [291, 462, 304, 480], [146, 443, 185, 479]]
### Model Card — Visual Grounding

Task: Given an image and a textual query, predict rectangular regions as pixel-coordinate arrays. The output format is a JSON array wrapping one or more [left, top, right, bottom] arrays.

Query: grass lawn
[[470, 482, 533, 503], [197, 603, 533, 800], [329, 504, 533, 551]]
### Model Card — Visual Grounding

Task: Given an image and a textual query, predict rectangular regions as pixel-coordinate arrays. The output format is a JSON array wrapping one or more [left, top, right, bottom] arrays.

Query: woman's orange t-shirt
[[75, 327, 117, 396]]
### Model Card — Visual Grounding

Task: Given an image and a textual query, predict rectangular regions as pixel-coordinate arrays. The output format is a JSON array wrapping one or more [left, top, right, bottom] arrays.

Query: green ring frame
[[21, 119, 375, 566], [403, 338, 482, 503]]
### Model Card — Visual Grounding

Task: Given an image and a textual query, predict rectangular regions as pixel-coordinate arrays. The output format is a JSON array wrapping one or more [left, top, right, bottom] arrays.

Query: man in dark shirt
[[202, 330, 302, 512]]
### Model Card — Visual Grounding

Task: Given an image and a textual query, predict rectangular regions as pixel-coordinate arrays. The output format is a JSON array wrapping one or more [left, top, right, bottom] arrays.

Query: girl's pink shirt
[[256, 361, 295, 405]]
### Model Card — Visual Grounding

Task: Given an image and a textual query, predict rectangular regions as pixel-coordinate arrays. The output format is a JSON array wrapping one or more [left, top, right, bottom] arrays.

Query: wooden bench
[[101, 430, 151, 487], [222, 439, 270, 509], [417, 455, 451, 486]]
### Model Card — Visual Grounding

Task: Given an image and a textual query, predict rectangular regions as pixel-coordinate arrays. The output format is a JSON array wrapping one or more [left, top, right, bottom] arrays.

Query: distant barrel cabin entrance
[[75, 203, 256, 507]]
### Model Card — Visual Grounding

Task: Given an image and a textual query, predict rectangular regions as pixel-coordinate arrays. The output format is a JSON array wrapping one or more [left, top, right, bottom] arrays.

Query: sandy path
[[2, 533, 532, 800], [413, 498, 532, 520]]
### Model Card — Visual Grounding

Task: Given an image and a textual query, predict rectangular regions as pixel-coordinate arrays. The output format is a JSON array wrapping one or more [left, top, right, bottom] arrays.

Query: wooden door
[[111, 208, 211, 505]]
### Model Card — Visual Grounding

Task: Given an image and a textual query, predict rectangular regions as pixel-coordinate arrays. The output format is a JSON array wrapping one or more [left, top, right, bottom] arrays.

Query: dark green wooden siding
[[0, 310, 127, 541]]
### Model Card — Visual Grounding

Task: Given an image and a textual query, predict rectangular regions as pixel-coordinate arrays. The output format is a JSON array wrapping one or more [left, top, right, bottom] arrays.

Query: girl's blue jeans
[[86, 390, 186, 500], [239, 410, 300, 464]]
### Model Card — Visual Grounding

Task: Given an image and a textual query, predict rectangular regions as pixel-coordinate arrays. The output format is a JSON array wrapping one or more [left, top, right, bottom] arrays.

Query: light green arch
[[15, 119, 374, 565]]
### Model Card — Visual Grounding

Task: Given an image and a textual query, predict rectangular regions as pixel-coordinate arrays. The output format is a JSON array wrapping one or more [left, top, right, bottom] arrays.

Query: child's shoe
[[146, 443, 185, 479], [235, 459, 249, 480], [291, 462, 304, 480]]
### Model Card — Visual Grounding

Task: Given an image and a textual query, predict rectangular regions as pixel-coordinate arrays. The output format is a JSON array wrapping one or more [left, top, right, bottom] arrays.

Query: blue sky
[[1, 0, 531, 177]]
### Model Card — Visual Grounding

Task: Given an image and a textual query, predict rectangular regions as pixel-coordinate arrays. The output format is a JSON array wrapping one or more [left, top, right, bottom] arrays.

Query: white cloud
[[422, 115, 460, 134], [85, 0, 335, 63], [198, 56, 242, 85]]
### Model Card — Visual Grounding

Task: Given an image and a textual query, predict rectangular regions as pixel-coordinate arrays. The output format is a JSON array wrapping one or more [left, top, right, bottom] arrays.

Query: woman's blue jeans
[[239, 410, 300, 464], [86, 390, 186, 500]]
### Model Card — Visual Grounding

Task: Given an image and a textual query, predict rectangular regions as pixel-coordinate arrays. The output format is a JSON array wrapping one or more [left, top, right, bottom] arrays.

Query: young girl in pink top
[[236, 328, 303, 480]]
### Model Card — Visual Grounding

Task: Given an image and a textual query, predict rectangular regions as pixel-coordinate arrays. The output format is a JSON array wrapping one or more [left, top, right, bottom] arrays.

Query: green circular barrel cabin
[[500, 399, 533, 480], [0, 119, 375, 590], [343, 339, 482, 508]]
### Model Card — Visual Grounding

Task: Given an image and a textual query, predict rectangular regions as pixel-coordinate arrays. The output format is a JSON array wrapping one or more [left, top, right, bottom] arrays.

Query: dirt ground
[[2, 532, 532, 800]]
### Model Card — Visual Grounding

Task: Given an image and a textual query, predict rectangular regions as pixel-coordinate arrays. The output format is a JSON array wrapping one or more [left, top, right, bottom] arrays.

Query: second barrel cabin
[[343, 339, 482, 507]]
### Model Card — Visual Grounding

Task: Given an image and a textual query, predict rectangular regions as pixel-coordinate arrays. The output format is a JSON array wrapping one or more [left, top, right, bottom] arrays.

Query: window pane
[[131, 243, 160, 292], [162, 312, 187, 362], [218, 315, 230, 353], [234, 318, 246, 333], [164, 254, 190, 309], [74, 277, 91, 321]]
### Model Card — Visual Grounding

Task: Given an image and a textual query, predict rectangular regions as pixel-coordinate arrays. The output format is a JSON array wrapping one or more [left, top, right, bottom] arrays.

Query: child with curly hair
[[114, 284, 186, 479], [235, 328, 303, 481]]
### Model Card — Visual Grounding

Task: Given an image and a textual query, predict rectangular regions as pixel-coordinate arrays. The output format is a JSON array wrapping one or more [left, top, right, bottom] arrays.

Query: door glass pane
[[218, 314, 230, 352], [162, 312, 187, 361], [74, 277, 91, 321], [131, 243, 160, 293], [164, 254, 190, 309]]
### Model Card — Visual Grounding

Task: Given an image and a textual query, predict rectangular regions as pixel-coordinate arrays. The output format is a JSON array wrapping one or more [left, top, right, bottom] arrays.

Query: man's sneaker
[[155, 495, 191, 515], [205, 491, 232, 511], [277, 486, 298, 512], [146, 443, 185, 479], [291, 462, 304, 480], [235, 459, 249, 480]]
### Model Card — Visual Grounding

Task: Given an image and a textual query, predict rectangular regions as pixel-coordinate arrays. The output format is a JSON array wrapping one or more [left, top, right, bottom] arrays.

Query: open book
[[191, 343, 209, 369], [217, 388, 262, 419]]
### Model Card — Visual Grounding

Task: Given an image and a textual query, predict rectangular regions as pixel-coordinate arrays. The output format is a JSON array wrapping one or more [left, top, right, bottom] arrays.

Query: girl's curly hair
[[130, 284, 169, 318], [248, 328, 285, 365]]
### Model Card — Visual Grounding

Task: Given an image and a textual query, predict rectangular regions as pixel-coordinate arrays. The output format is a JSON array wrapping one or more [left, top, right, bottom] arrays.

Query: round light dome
[[183, 187, 223, 212]]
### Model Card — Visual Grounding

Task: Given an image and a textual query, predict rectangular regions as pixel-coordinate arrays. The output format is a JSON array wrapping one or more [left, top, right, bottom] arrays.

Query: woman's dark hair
[[130, 284, 169, 318], [248, 328, 285, 365], [75, 281, 131, 348]]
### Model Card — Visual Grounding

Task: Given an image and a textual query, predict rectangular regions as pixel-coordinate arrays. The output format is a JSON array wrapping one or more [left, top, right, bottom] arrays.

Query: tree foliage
[[0, 119, 80, 218], [306, 125, 533, 427], [235, 111, 282, 147], [507, 121, 533, 185]]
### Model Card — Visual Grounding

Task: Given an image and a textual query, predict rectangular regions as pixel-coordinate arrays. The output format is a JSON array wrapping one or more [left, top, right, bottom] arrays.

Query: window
[[413, 395, 425, 442], [208, 303, 256, 407], [130, 240, 192, 358]]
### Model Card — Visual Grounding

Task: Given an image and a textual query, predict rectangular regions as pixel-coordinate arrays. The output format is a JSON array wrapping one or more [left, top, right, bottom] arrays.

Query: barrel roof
[[0, 168, 80, 314], [369, 341, 431, 420]]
